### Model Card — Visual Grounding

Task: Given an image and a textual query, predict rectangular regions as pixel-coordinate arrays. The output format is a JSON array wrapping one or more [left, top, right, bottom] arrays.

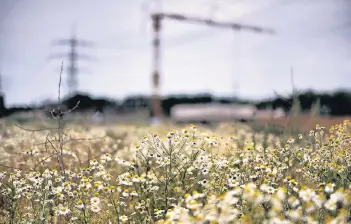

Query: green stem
[[110, 194, 120, 224]]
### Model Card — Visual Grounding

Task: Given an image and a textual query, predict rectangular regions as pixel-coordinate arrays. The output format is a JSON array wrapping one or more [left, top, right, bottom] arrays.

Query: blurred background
[[0, 0, 350, 129]]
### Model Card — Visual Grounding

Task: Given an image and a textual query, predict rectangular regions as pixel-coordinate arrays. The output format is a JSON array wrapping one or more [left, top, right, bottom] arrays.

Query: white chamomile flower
[[90, 204, 101, 213], [58, 205, 71, 216], [90, 196, 100, 205], [325, 183, 335, 193], [119, 215, 128, 222]]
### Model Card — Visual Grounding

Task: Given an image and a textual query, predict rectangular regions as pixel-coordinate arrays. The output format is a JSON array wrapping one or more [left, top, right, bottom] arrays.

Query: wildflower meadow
[[0, 112, 350, 224]]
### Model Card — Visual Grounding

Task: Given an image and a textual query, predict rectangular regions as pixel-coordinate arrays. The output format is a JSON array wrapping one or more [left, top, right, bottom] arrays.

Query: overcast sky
[[0, 0, 350, 106]]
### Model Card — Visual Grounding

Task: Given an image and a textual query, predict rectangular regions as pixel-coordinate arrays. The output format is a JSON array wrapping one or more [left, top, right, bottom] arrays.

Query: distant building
[[170, 103, 257, 123], [255, 107, 285, 119], [170, 103, 285, 124]]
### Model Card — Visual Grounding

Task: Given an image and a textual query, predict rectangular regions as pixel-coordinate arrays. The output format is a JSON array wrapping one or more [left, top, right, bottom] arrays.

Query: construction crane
[[49, 29, 94, 96], [150, 12, 276, 122]]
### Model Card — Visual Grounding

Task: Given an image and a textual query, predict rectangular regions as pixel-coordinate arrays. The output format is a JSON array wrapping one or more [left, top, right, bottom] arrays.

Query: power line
[[49, 28, 95, 96]]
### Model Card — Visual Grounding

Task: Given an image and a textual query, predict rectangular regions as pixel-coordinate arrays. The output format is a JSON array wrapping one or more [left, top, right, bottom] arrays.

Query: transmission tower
[[150, 12, 276, 122], [49, 30, 94, 95]]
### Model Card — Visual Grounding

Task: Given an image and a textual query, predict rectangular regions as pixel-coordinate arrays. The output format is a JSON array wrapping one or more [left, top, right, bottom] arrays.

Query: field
[[256, 115, 351, 133], [0, 113, 351, 224]]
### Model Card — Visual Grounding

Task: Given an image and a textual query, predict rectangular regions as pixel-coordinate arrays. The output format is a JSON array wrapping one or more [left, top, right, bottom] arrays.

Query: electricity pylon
[[49, 29, 94, 96]]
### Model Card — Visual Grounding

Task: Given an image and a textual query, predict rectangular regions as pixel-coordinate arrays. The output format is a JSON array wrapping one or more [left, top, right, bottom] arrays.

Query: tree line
[[1, 90, 350, 118]]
